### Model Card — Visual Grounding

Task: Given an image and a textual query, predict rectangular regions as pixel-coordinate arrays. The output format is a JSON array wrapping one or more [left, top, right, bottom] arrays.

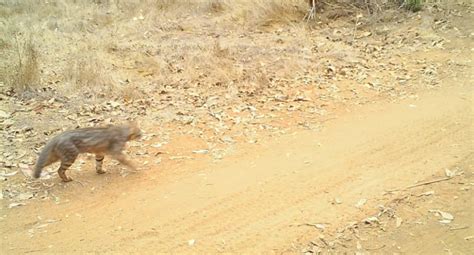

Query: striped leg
[[96, 154, 106, 174], [55, 142, 79, 182], [57, 157, 77, 182]]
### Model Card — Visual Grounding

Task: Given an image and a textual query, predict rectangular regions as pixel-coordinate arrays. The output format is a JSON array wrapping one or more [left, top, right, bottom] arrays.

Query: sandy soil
[[1, 81, 472, 254]]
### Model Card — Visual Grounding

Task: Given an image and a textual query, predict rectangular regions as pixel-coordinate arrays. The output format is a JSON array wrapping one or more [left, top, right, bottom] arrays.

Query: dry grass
[[0, 34, 40, 93], [65, 54, 108, 93], [0, 0, 423, 100], [0, 0, 309, 96]]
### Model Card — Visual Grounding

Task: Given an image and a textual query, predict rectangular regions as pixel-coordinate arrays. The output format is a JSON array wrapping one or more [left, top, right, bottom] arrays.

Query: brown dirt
[[1, 1, 473, 254], [1, 82, 472, 253]]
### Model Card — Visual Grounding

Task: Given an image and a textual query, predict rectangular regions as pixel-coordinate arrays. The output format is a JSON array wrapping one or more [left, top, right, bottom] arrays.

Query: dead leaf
[[0, 171, 18, 177], [445, 168, 456, 178], [18, 192, 34, 200], [396, 216, 403, 228], [8, 202, 25, 208], [439, 211, 454, 220], [429, 209, 454, 223], [0, 110, 10, 118], [192, 149, 209, 154], [151, 142, 167, 148]]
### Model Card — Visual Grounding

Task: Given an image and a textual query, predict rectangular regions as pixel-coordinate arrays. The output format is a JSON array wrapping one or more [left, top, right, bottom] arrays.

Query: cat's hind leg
[[57, 143, 78, 182]]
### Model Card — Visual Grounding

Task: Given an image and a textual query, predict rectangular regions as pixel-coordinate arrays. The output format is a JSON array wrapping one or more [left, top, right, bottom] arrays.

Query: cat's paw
[[61, 177, 73, 182]]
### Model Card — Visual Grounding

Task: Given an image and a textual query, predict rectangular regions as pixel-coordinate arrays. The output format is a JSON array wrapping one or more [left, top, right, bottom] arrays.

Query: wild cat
[[33, 123, 142, 182]]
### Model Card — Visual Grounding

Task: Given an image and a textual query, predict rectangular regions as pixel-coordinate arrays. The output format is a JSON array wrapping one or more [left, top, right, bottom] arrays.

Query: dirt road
[[2, 83, 472, 253]]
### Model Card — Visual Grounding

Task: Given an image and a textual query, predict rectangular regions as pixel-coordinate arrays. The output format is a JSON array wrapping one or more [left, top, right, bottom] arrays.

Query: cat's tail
[[33, 141, 56, 178]]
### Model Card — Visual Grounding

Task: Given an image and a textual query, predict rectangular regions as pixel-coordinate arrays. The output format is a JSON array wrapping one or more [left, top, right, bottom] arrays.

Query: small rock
[[355, 198, 367, 208], [18, 192, 34, 201], [364, 216, 379, 224], [314, 224, 326, 230], [419, 190, 435, 196]]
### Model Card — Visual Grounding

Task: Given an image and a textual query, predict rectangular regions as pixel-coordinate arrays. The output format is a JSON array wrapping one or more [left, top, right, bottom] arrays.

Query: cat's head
[[126, 121, 142, 141]]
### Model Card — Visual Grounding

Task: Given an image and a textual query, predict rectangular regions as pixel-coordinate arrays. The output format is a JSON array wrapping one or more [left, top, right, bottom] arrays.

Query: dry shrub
[[153, 0, 192, 10], [147, 0, 228, 13], [120, 84, 144, 101], [63, 53, 145, 101], [253, 0, 306, 24], [0, 0, 64, 19], [114, 0, 195, 16], [64, 54, 113, 97], [206, 0, 227, 13], [111, 0, 309, 24], [225, 0, 307, 26], [350, 0, 422, 14], [1, 35, 40, 92]]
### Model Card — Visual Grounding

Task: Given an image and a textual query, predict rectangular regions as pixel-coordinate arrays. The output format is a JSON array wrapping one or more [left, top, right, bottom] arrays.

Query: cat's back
[[54, 127, 116, 150], [56, 127, 108, 140]]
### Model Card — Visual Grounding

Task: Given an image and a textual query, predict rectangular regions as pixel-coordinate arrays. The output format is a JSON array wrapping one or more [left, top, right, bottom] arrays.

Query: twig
[[366, 244, 386, 250], [303, 0, 317, 21], [14, 33, 22, 71], [387, 177, 453, 192], [351, 14, 361, 43], [449, 226, 469, 231], [319, 236, 329, 247], [293, 223, 327, 228], [405, 177, 453, 189], [24, 249, 47, 254]]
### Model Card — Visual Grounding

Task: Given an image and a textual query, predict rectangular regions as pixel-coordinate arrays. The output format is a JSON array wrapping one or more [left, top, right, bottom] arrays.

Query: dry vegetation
[[0, 0, 469, 168], [0, 0, 310, 97], [1, 0, 420, 99]]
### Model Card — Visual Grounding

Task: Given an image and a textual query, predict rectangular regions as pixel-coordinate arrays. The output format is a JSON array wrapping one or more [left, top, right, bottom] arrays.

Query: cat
[[33, 122, 142, 182]]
